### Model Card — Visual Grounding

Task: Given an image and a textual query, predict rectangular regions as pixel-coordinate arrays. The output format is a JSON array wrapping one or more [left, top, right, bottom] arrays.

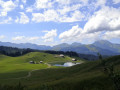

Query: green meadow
[[0, 52, 120, 90], [0, 52, 81, 80]]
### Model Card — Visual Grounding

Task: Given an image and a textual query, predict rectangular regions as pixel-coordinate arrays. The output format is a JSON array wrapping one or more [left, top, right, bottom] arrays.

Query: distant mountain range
[[0, 40, 120, 56], [0, 42, 51, 50]]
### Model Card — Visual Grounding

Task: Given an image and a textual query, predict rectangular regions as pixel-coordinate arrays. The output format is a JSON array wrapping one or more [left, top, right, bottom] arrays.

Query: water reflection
[[54, 62, 80, 67]]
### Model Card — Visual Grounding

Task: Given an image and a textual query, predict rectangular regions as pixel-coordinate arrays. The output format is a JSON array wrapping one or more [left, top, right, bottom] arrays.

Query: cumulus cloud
[[26, 7, 33, 12], [84, 7, 120, 33], [60, 10, 85, 22], [42, 29, 57, 42], [12, 36, 25, 41], [0, 11, 7, 16], [15, 17, 19, 23], [34, 0, 52, 9], [113, 0, 120, 4], [32, 9, 59, 22], [19, 12, 29, 24], [59, 6, 120, 43], [0, 35, 5, 39], [22, 0, 26, 4], [20, 5, 24, 9], [103, 30, 120, 40], [59, 25, 82, 42], [32, 0, 86, 22], [56, 0, 88, 5], [95, 0, 106, 7], [32, 9, 84, 22], [59, 25, 100, 43], [0, 0, 16, 13], [28, 37, 40, 41], [0, 17, 12, 24], [12, 36, 40, 41], [57, 4, 81, 15]]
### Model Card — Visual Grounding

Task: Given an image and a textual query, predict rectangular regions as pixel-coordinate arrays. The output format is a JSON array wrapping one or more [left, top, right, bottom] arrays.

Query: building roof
[[60, 54, 64, 56]]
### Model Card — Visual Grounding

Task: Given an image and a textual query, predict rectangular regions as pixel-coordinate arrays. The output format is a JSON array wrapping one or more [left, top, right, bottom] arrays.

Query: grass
[[0, 52, 82, 79], [0, 52, 119, 90]]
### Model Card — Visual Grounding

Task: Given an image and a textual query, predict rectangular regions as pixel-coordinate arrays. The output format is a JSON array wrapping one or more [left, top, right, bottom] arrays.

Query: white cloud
[[15, 17, 19, 23], [103, 30, 120, 40], [43, 10, 59, 22], [12, 36, 40, 41], [32, 9, 84, 22], [0, 35, 5, 39], [96, 0, 106, 7], [0, 0, 16, 12], [0, 11, 7, 16], [26, 7, 33, 12], [32, 9, 59, 22], [20, 5, 24, 9], [42, 29, 57, 42], [0, 0, 17, 18], [59, 25, 100, 43], [0, 17, 12, 24], [22, 0, 26, 4], [84, 7, 120, 33], [32, 13, 44, 22], [12, 36, 25, 41], [57, 4, 81, 15], [59, 25, 82, 42], [28, 37, 40, 41], [19, 12, 29, 24], [32, 0, 86, 23], [60, 10, 85, 22], [56, 0, 88, 5], [34, 0, 52, 9], [113, 0, 120, 4]]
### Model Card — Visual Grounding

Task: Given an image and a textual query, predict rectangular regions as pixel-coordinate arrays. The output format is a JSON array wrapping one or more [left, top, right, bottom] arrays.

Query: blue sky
[[0, 0, 120, 46]]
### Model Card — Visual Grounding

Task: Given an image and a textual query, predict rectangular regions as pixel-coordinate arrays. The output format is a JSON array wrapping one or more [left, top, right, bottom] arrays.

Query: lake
[[54, 62, 80, 67]]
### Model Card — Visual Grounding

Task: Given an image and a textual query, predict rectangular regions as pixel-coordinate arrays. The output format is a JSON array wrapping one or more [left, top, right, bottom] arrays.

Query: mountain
[[52, 41, 120, 55], [0, 40, 120, 56], [93, 40, 120, 53], [0, 41, 52, 50], [52, 43, 69, 51], [71, 42, 82, 47], [58, 44, 118, 55]]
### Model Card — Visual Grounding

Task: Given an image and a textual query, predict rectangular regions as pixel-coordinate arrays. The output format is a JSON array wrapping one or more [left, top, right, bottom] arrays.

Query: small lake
[[54, 62, 80, 67]]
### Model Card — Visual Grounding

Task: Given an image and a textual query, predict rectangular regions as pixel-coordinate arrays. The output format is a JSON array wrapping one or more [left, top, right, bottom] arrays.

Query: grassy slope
[[26, 55, 120, 90], [0, 52, 120, 90], [0, 52, 79, 80]]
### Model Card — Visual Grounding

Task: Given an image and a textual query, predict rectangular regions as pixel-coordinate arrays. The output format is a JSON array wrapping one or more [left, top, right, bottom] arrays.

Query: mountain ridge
[[0, 40, 120, 56]]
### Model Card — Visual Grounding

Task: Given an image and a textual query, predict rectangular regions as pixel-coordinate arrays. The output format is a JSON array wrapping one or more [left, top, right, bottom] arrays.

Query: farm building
[[29, 61, 35, 64], [60, 54, 64, 57], [72, 58, 77, 61], [40, 61, 43, 63]]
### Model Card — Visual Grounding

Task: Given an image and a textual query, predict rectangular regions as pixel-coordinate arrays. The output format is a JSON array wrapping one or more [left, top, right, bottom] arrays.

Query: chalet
[[29, 61, 35, 64], [60, 54, 64, 57], [72, 58, 77, 61], [40, 61, 43, 63]]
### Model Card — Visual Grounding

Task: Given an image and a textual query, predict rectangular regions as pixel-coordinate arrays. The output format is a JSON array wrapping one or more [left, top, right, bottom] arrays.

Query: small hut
[[72, 58, 77, 61], [29, 61, 35, 64], [40, 61, 43, 63], [60, 54, 64, 58]]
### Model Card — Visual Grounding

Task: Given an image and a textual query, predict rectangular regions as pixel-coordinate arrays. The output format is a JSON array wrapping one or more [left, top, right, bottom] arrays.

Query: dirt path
[[45, 63, 51, 68], [2, 63, 51, 80]]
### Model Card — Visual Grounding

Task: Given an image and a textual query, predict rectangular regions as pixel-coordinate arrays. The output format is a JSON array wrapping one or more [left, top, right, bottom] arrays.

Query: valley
[[0, 51, 119, 90]]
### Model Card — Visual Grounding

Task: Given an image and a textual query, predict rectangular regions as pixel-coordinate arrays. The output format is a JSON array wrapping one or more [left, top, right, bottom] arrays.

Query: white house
[[29, 61, 35, 64], [40, 61, 43, 63], [60, 54, 64, 57], [72, 58, 77, 61]]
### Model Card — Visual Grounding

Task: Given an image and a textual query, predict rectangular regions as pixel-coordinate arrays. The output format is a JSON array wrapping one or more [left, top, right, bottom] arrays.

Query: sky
[[0, 0, 120, 46]]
